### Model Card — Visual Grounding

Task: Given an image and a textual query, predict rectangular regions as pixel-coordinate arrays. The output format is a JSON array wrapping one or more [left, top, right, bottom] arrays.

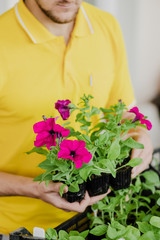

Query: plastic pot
[[87, 173, 110, 197], [63, 182, 86, 203], [110, 165, 132, 190]]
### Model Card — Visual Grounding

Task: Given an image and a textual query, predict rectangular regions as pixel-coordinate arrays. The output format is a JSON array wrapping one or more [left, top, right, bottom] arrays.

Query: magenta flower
[[55, 100, 71, 120], [33, 118, 70, 150], [58, 139, 92, 169], [140, 118, 152, 131], [129, 107, 152, 130]]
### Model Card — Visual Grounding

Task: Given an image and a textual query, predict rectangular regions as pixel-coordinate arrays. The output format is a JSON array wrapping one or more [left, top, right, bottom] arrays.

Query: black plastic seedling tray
[[55, 207, 92, 234]]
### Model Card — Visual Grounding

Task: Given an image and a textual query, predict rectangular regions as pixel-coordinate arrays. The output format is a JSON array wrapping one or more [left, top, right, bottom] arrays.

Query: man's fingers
[[51, 191, 90, 213], [131, 152, 152, 178], [58, 190, 108, 213], [59, 190, 110, 212], [40, 188, 110, 213], [76, 191, 90, 212], [89, 188, 111, 206], [130, 147, 143, 159]]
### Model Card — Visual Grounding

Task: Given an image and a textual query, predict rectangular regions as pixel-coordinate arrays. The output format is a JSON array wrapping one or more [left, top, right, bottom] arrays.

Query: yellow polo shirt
[[0, 0, 135, 234]]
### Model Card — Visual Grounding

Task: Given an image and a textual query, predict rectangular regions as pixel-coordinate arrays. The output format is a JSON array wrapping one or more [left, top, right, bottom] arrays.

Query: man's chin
[[45, 12, 77, 24]]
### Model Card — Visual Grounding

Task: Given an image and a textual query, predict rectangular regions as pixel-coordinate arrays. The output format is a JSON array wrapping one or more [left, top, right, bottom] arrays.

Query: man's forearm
[[0, 172, 111, 213], [0, 172, 39, 198]]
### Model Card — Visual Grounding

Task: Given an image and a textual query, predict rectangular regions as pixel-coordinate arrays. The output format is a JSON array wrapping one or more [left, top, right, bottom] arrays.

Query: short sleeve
[[0, 51, 7, 92], [106, 19, 136, 109]]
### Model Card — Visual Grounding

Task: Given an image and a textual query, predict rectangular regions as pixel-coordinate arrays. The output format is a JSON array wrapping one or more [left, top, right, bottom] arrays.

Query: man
[[0, 0, 153, 234]]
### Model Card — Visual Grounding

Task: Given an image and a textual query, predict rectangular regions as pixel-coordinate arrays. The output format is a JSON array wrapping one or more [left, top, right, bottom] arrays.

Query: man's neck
[[24, 0, 75, 45]]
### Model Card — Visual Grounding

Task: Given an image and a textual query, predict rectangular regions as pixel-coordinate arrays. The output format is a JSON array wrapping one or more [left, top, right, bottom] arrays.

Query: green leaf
[[62, 121, 71, 127], [100, 107, 114, 113], [91, 106, 100, 116], [68, 103, 78, 110], [98, 132, 109, 145], [80, 125, 90, 132], [52, 172, 66, 181], [90, 217, 104, 228], [126, 158, 143, 167], [123, 137, 144, 149], [108, 140, 120, 160], [33, 173, 44, 182], [79, 166, 92, 181], [107, 225, 118, 239], [38, 159, 55, 169], [45, 228, 57, 240], [81, 134, 91, 143], [142, 183, 156, 194], [157, 198, 160, 206], [90, 122, 106, 132], [42, 169, 55, 181], [136, 222, 153, 233], [68, 182, 79, 192], [101, 159, 116, 177], [79, 118, 91, 126], [58, 230, 68, 239], [79, 230, 89, 238], [45, 180, 50, 187], [67, 127, 81, 137], [90, 224, 107, 236], [139, 231, 156, 240], [142, 171, 160, 185], [26, 147, 48, 155], [150, 216, 160, 228], [59, 184, 67, 197], [69, 230, 79, 236], [90, 169, 102, 176], [76, 135, 85, 141], [75, 113, 83, 121], [69, 237, 84, 240], [111, 221, 125, 230], [124, 226, 140, 239]]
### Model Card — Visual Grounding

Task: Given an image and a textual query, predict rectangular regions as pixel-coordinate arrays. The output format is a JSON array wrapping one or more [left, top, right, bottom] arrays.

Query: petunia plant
[[129, 107, 152, 130], [58, 139, 92, 169], [57, 95, 152, 193], [33, 116, 70, 150], [28, 94, 152, 202], [55, 100, 71, 120]]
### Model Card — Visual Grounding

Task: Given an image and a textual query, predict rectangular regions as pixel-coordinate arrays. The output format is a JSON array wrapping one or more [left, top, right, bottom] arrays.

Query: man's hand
[[122, 111, 153, 178], [36, 181, 110, 213], [0, 172, 109, 213], [130, 127, 153, 178]]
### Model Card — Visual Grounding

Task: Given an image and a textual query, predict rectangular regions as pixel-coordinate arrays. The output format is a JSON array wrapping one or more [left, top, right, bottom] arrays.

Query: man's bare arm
[[0, 172, 109, 212]]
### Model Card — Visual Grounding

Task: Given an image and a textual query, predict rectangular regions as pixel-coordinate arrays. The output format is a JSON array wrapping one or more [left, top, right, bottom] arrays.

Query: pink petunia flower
[[141, 118, 152, 131], [129, 107, 152, 130], [55, 100, 71, 120], [58, 139, 92, 169], [33, 118, 70, 150]]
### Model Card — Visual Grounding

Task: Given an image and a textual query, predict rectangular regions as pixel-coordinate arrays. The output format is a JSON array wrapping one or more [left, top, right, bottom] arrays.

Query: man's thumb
[[49, 182, 68, 193]]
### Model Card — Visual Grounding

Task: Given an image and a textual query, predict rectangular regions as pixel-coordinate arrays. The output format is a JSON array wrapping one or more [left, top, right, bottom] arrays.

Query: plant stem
[[120, 198, 123, 216], [94, 165, 110, 173], [116, 163, 128, 171]]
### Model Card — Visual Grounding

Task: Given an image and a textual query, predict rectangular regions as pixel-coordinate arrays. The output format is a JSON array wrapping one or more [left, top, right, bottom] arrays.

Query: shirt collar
[[72, 4, 94, 37], [14, 0, 94, 44]]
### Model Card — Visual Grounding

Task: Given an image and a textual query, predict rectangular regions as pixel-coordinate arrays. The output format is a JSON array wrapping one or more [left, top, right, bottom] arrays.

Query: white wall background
[[88, 0, 160, 148], [1, 0, 160, 148], [0, 0, 18, 14]]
